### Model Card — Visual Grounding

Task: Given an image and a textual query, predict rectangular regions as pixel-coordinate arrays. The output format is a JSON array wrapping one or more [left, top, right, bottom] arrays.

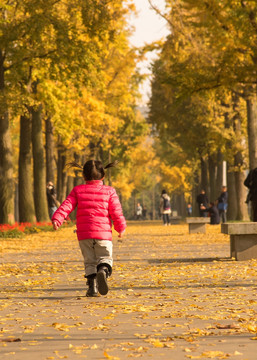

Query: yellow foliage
[[160, 163, 192, 195]]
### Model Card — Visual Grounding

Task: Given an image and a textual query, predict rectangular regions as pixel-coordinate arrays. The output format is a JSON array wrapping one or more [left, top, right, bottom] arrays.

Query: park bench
[[221, 222, 257, 261], [186, 217, 210, 234]]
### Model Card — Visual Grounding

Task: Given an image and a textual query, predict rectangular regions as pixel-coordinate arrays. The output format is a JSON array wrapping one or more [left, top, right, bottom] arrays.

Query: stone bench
[[186, 217, 210, 234], [221, 222, 257, 261]]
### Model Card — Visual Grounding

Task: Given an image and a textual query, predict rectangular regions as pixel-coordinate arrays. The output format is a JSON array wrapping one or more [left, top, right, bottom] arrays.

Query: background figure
[[217, 186, 228, 223], [201, 202, 220, 224], [196, 189, 209, 217], [160, 190, 171, 225], [52, 159, 126, 297], [187, 203, 192, 216], [46, 182, 58, 219], [136, 203, 142, 220], [244, 168, 257, 221]]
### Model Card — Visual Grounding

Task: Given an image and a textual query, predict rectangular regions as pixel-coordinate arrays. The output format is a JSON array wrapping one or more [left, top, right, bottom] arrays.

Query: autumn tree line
[[148, 0, 257, 220], [0, 0, 158, 224], [1, 0, 257, 225]]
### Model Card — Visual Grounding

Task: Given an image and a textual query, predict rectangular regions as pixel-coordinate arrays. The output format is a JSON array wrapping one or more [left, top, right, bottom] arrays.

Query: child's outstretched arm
[[51, 188, 77, 229]]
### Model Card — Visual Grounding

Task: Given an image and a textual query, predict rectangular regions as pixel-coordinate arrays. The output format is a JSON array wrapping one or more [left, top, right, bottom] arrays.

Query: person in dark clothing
[[160, 190, 172, 225], [142, 206, 147, 220], [244, 168, 257, 221], [196, 189, 209, 217], [201, 202, 220, 224], [217, 186, 228, 223], [46, 182, 58, 219]]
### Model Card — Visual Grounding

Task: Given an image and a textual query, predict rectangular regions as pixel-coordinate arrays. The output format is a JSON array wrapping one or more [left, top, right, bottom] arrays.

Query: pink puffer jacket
[[52, 180, 126, 241]]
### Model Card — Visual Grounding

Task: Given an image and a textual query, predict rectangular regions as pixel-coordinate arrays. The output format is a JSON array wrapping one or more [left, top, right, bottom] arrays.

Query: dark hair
[[66, 159, 118, 181], [161, 189, 167, 195]]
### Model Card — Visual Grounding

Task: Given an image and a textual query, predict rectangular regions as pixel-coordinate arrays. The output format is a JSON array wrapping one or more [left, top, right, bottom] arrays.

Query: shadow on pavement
[[148, 257, 232, 263]]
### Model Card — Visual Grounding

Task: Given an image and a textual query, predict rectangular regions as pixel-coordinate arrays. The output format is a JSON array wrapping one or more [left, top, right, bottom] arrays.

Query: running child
[[52, 160, 126, 297]]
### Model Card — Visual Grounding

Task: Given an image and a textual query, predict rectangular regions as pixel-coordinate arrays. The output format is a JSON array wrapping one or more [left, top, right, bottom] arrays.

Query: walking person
[[244, 168, 257, 221], [136, 203, 142, 220], [52, 160, 126, 297], [160, 190, 171, 225], [196, 189, 209, 217], [46, 181, 59, 219], [187, 203, 192, 217], [217, 186, 228, 223]]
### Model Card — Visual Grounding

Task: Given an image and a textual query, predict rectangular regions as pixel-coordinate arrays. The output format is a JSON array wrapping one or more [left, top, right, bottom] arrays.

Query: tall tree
[[31, 103, 49, 221], [18, 114, 36, 223], [1, 0, 133, 223], [45, 117, 55, 183]]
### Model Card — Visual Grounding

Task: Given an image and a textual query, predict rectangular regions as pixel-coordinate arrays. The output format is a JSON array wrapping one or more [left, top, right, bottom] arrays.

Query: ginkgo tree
[[148, 0, 251, 219], [1, 0, 140, 223], [1, 0, 111, 223]]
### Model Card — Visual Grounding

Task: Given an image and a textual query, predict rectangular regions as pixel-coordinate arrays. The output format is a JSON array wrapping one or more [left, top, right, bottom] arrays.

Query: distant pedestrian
[[201, 202, 220, 224], [136, 203, 142, 220], [217, 186, 228, 223], [160, 190, 171, 225], [187, 203, 192, 216], [52, 160, 126, 297], [244, 168, 257, 221], [46, 182, 59, 219], [196, 189, 209, 217]]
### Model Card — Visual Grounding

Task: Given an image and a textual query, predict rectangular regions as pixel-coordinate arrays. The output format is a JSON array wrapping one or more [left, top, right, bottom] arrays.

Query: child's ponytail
[[66, 162, 83, 171], [66, 159, 118, 181], [104, 160, 119, 169]]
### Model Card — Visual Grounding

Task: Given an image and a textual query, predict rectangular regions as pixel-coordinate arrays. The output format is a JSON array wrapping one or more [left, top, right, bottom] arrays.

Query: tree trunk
[[14, 181, 19, 222], [0, 112, 14, 224], [234, 165, 249, 221], [18, 114, 36, 223], [177, 193, 186, 217], [216, 151, 224, 199], [208, 154, 216, 202], [232, 94, 249, 221], [66, 176, 74, 196], [89, 141, 96, 158], [57, 141, 67, 203], [45, 117, 55, 183], [108, 150, 112, 186], [200, 157, 209, 195], [66, 175, 76, 220], [74, 153, 83, 186], [31, 105, 49, 222], [192, 170, 199, 216], [227, 167, 237, 221], [0, 52, 14, 224], [246, 94, 257, 169]]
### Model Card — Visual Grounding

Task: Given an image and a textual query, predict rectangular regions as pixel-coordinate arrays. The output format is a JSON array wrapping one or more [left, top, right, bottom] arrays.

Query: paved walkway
[[0, 221, 257, 359]]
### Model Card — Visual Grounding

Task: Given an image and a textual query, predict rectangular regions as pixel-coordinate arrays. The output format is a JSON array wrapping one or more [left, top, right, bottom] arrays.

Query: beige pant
[[79, 239, 113, 277]]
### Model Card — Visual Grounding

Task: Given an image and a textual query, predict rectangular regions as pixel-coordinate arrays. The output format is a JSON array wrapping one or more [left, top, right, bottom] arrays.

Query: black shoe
[[86, 276, 98, 297], [97, 268, 109, 295]]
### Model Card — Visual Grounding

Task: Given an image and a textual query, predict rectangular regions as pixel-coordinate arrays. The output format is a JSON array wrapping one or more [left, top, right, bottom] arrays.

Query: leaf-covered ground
[[0, 221, 257, 359]]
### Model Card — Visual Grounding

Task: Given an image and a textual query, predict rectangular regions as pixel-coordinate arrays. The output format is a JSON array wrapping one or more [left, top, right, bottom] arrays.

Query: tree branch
[[5, 49, 57, 70], [148, 0, 173, 27]]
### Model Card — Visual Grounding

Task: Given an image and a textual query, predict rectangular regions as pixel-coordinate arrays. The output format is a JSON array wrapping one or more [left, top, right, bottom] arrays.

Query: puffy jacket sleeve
[[51, 188, 78, 226], [108, 188, 126, 234]]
